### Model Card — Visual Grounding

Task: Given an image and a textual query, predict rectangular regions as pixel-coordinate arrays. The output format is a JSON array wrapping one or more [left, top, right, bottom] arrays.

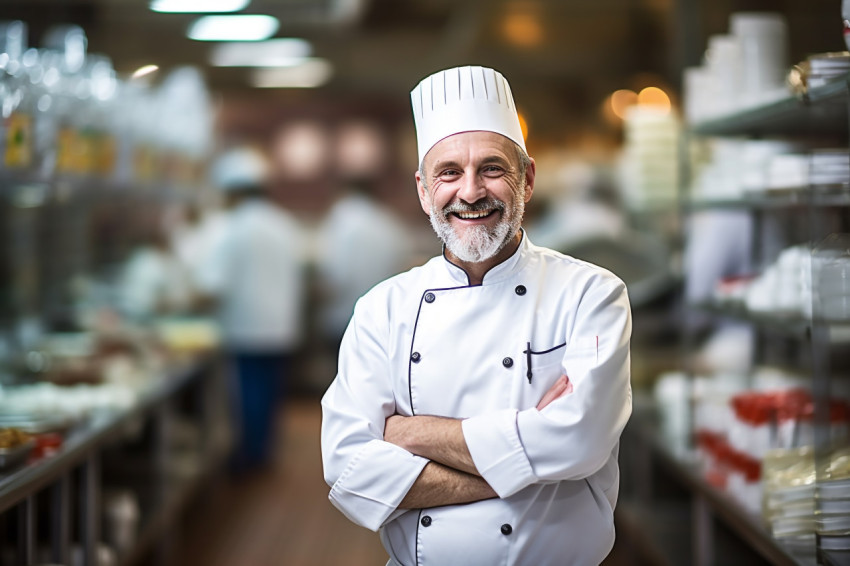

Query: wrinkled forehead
[[421, 130, 521, 172]]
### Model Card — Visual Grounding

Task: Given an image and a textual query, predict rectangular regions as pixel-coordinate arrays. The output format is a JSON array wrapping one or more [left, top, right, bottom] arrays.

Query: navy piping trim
[[415, 509, 423, 566], [408, 284, 476, 414], [525, 342, 567, 355], [522, 342, 566, 384]]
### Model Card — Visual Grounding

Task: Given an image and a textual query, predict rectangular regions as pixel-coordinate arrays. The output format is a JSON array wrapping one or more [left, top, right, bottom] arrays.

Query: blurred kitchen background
[[1, 0, 850, 565]]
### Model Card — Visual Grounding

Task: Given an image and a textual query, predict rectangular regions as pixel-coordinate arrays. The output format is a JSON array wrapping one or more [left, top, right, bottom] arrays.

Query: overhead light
[[502, 12, 543, 48], [251, 58, 333, 88], [188, 15, 279, 42], [150, 0, 250, 13], [210, 38, 312, 67], [131, 64, 160, 79]]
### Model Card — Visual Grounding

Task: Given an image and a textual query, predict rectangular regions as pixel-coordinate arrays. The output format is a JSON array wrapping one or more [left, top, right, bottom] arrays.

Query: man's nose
[[456, 173, 487, 204]]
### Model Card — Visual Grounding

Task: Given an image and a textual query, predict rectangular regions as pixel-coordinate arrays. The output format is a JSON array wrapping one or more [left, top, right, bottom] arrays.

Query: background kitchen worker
[[321, 65, 632, 565], [316, 175, 413, 352], [199, 145, 307, 473]]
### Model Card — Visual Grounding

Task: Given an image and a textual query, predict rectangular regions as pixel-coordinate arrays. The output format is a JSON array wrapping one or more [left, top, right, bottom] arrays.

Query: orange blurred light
[[517, 111, 529, 142], [610, 89, 638, 120], [502, 13, 543, 48], [637, 86, 671, 113]]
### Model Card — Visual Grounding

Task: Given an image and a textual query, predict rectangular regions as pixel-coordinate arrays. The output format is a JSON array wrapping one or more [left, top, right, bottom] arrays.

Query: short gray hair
[[419, 142, 531, 192]]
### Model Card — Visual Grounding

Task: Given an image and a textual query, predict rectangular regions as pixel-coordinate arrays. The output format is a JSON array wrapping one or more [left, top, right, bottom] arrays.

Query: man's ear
[[415, 170, 431, 215], [523, 157, 536, 203]]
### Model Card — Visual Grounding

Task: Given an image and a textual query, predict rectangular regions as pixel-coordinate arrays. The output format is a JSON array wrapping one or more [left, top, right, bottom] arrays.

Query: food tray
[[0, 437, 35, 471], [0, 414, 77, 435]]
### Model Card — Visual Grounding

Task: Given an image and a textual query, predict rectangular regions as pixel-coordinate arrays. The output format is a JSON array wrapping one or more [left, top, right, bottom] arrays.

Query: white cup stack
[[730, 12, 790, 108]]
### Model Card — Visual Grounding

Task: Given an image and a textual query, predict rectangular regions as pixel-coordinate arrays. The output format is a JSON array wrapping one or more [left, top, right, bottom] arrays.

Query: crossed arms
[[321, 278, 631, 531], [385, 375, 573, 509]]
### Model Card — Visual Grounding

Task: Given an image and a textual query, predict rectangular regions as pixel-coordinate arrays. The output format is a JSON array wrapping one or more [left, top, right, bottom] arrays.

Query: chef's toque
[[210, 146, 270, 192], [410, 65, 526, 166]]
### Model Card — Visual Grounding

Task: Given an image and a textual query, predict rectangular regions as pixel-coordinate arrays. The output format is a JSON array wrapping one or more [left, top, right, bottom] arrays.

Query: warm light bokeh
[[502, 12, 543, 48], [637, 86, 671, 113], [517, 111, 529, 142], [610, 89, 638, 120]]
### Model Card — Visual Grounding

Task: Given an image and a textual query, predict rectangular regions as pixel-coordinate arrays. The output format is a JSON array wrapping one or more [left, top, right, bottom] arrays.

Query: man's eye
[[438, 170, 460, 178], [482, 166, 504, 175]]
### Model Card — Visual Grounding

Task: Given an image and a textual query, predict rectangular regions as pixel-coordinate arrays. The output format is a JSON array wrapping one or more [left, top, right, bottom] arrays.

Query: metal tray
[[0, 437, 36, 471], [0, 414, 77, 435]]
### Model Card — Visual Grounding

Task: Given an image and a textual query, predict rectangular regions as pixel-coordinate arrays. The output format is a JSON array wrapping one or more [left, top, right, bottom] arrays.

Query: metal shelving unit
[[628, 402, 807, 566], [690, 76, 850, 138], [0, 352, 230, 566], [687, 188, 850, 212], [627, 74, 850, 565]]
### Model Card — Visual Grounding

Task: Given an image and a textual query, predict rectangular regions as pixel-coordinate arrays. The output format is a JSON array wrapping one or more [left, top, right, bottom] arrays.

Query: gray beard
[[429, 183, 525, 263]]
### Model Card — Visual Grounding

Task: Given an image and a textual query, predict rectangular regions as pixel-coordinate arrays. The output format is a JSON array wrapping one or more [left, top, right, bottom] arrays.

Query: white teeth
[[456, 210, 491, 219]]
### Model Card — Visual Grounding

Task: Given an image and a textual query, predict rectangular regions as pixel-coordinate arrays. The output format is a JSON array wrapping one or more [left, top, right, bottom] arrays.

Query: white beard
[[429, 181, 526, 263]]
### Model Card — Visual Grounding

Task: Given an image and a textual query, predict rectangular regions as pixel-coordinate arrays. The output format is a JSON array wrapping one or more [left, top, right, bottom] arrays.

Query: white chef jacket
[[321, 232, 632, 566], [197, 199, 306, 351], [118, 247, 194, 319], [316, 193, 413, 340]]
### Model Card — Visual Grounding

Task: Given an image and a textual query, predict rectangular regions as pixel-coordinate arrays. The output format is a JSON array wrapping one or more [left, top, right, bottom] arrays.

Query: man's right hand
[[536, 374, 572, 411]]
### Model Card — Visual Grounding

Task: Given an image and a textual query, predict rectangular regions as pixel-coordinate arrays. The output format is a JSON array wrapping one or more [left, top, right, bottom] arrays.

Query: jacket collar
[[441, 229, 530, 286]]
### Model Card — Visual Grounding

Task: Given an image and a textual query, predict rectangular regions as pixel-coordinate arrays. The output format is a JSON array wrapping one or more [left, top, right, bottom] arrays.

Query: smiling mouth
[[451, 209, 498, 220]]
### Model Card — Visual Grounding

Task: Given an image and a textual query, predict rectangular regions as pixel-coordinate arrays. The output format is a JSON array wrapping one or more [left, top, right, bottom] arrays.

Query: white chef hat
[[210, 146, 270, 192], [410, 65, 526, 166]]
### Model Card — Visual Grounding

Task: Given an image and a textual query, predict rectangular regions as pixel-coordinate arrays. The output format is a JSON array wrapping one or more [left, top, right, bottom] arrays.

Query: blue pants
[[230, 352, 290, 472]]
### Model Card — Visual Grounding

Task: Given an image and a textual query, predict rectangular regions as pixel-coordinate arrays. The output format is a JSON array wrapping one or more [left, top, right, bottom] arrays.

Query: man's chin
[[444, 235, 505, 263]]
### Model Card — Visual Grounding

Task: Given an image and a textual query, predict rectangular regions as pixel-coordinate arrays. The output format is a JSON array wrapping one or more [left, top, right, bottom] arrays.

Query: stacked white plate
[[809, 149, 850, 186], [816, 477, 850, 552], [806, 52, 850, 89]]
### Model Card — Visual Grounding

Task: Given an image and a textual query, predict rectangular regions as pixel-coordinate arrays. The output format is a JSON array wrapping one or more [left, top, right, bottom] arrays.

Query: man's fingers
[[536, 375, 572, 411]]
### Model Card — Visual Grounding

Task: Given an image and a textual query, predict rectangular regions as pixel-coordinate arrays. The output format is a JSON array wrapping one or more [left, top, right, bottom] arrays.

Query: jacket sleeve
[[461, 277, 632, 498], [321, 294, 428, 531]]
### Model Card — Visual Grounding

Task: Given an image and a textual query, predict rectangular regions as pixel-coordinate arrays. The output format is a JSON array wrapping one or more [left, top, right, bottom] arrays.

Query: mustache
[[441, 197, 506, 216]]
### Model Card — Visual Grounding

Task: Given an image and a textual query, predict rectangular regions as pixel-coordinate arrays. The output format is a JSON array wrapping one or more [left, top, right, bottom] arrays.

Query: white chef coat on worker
[[321, 232, 632, 566], [118, 246, 194, 319], [316, 193, 412, 340], [197, 198, 306, 351]]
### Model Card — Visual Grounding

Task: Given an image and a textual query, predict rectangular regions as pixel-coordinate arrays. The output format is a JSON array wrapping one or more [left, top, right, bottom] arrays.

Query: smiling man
[[321, 65, 632, 566]]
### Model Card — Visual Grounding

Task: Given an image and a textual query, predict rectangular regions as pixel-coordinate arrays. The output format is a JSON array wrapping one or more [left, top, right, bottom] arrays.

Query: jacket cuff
[[328, 439, 428, 531], [462, 409, 536, 497]]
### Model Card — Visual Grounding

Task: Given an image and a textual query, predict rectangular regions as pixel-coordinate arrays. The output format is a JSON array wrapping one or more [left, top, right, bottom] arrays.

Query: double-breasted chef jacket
[[321, 232, 632, 566]]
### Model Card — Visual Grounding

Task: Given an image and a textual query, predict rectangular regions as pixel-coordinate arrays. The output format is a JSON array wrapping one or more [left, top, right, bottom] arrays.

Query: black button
[[411, 352, 421, 363], [421, 515, 432, 527], [424, 292, 436, 303], [501, 523, 512, 535], [502, 357, 513, 368], [515, 285, 526, 296]]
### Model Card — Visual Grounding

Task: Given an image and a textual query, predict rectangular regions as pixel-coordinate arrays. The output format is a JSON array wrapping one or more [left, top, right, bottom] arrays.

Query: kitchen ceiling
[[0, 0, 843, 141]]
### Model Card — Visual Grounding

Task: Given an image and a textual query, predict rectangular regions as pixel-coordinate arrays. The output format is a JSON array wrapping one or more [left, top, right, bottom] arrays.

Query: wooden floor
[[167, 397, 634, 566], [168, 397, 389, 566]]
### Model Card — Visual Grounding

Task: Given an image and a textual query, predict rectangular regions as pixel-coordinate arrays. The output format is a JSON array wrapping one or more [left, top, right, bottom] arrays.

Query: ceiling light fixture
[[187, 15, 279, 42], [131, 64, 160, 79], [210, 38, 312, 67], [150, 0, 250, 13], [502, 12, 543, 48], [251, 58, 333, 88]]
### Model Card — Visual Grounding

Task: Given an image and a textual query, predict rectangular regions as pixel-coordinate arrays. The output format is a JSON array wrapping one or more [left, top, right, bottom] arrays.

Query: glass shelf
[[692, 302, 850, 343], [690, 74, 850, 138], [693, 302, 812, 339], [687, 187, 850, 211]]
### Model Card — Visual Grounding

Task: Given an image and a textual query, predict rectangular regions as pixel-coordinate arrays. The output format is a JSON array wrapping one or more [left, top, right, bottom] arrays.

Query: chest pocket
[[523, 342, 566, 384]]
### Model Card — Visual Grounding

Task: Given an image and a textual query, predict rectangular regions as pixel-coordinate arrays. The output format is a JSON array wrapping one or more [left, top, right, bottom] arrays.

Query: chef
[[321, 65, 632, 566]]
